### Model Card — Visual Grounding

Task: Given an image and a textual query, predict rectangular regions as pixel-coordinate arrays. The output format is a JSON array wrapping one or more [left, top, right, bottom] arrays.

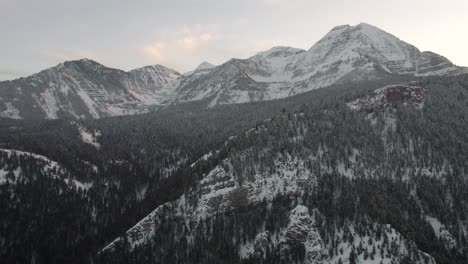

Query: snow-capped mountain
[[0, 59, 181, 119], [183, 61, 216, 77], [1, 23, 467, 119], [126, 64, 181, 105], [174, 23, 467, 106]]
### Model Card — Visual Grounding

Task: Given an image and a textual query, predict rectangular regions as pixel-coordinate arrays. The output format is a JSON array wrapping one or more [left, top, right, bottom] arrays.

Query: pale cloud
[[177, 33, 213, 49], [175, 26, 216, 49], [179, 37, 196, 49], [200, 33, 212, 41], [143, 43, 165, 60], [142, 24, 222, 70], [141, 22, 308, 72]]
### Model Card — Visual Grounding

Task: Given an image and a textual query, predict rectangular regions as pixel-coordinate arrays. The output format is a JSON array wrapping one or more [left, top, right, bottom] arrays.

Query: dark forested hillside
[[99, 74, 468, 264], [1, 75, 468, 263]]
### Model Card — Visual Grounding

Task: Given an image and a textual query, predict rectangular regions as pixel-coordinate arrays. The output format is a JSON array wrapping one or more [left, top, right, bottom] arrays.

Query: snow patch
[[426, 216, 457, 250], [71, 121, 101, 148], [0, 102, 21, 119]]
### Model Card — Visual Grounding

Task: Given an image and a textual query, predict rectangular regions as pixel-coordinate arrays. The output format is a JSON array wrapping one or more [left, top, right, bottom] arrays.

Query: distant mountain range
[[0, 60, 180, 119], [1, 23, 467, 119]]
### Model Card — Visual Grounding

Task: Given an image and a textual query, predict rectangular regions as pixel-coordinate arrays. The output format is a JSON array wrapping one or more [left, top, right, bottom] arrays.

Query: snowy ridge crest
[[1, 23, 467, 119]]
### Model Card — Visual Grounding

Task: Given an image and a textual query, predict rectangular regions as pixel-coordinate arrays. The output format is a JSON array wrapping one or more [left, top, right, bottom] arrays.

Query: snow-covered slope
[[1, 23, 466, 119], [183, 61, 216, 77], [174, 23, 467, 107], [127, 64, 181, 104], [0, 59, 181, 119]]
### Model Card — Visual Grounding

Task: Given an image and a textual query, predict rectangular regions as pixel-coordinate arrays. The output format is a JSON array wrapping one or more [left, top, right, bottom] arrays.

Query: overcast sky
[[1, 0, 467, 80]]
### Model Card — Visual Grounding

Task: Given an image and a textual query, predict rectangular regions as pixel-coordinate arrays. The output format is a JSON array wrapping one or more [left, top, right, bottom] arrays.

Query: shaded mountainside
[[0, 148, 96, 263], [1, 70, 468, 263], [99, 74, 468, 264], [3, 77, 384, 263], [0, 76, 414, 264], [1, 23, 467, 120]]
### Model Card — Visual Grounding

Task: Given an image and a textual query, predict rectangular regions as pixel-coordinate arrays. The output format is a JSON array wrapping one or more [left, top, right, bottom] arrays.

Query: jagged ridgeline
[[97, 75, 468, 264], [1, 23, 467, 120]]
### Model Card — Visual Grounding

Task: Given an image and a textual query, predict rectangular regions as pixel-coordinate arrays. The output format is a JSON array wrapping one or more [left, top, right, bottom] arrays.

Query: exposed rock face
[[277, 206, 329, 264], [347, 85, 427, 111], [253, 231, 272, 258], [100, 147, 318, 254], [416, 51, 462, 76]]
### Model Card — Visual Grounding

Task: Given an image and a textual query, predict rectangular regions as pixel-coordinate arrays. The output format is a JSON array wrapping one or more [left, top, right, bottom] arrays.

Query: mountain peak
[[56, 58, 105, 72], [308, 22, 419, 68], [330, 24, 351, 31], [318, 23, 394, 42], [78, 58, 94, 62], [183, 61, 216, 76], [131, 64, 180, 75], [64, 58, 100, 65], [195, 61, 215, 71], [357, 22, 374, 27]]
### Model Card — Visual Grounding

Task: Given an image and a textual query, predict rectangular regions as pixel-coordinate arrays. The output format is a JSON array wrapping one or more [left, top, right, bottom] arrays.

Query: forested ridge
[[99, 74, 468, 263], [1, 75, 468, 263]]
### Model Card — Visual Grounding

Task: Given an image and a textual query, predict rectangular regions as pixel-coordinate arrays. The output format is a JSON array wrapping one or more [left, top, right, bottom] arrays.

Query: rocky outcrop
[[347, 85, 427, 111], [277, 206, 329, 264]]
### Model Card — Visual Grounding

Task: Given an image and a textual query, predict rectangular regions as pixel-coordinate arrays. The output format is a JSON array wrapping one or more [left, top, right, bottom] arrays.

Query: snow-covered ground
[[426, 216, 457, 250], [328, 223, 436, 264], [71, 121, 101, 148], [0, 102, 21, 119], [0, 148, 92, 190]]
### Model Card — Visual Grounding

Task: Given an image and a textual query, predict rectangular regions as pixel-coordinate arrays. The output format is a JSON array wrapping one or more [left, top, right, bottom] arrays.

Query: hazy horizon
[[1, 0, 467, 81]]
